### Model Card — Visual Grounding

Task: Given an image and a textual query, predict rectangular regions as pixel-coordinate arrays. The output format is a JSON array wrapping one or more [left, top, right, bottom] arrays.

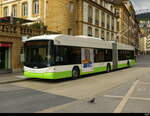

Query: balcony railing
[[0, 23, 58, 37]]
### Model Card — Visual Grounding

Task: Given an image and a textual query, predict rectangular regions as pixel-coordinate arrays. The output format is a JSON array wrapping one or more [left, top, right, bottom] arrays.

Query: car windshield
[[24, 40, 54, 68]]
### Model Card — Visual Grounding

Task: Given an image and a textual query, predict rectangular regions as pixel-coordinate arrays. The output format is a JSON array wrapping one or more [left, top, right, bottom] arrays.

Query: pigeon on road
[[88, 98, 96, 104]]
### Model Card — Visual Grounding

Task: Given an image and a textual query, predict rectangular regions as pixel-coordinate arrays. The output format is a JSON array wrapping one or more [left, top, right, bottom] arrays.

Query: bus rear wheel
[[72, 67, 80, 79], [106, 64, 111, 73], [127, 61, 130, 67]]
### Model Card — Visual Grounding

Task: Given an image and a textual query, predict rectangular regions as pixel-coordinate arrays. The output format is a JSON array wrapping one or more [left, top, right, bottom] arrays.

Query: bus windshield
[[24, 40, 54, 68]]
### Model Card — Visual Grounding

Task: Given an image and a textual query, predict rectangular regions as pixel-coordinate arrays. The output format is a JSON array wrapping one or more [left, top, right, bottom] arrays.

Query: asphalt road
[[0, 55, 150, 113]]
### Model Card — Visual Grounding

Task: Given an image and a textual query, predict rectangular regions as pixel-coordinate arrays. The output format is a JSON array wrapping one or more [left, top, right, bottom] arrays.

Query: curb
[[0, 78, 27, 84]]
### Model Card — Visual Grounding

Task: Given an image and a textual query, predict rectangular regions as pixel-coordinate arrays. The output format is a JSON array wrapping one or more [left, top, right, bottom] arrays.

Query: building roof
[[104, 0, 124, 5]]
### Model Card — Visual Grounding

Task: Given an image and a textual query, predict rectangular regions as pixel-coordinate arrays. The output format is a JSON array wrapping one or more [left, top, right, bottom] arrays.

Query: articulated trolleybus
[[24, 34, 136, 80]]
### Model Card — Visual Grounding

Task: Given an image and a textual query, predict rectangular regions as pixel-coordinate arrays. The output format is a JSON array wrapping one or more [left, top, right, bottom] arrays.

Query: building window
[[117, 21, 119, 32], [68, 28, 72, 35], [95, 9, 99, 26], [100, 0, 103, 6], [3, 6, 9, 17], [107, 14, 110, 29], [68, 1, 74, 13], [95, 28, 99, 38], [22, 2, 28, 17], [103, 1, 105, 7], [112, 17, 115, 30], [95, 0, 98, 4], [12, 5, 17, 17], [111, 6, 113, 12], [33, 0, 39, 15], [107, 32, 109, 41], [115, 8, 120, 17], [101, 30, 105, 40], [101, 11, 105, 27], [111, 33, 114, 41], [88, 5, 93, 24], [88, 26, 92, 36]]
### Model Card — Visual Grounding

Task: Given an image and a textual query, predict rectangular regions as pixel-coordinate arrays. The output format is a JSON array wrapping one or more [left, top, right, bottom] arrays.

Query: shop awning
[[0, 43, 12, 47], [0, 16, 34, 24]]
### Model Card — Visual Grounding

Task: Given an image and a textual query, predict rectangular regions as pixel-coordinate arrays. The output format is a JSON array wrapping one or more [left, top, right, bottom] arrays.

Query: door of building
[[0, 47, 5, 69], [0, 43, 12, 73]]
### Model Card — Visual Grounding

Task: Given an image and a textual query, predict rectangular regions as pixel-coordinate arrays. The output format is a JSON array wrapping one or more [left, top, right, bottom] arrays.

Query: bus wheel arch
[[72, 66, 80, 79], [106, 63, 111, 73]]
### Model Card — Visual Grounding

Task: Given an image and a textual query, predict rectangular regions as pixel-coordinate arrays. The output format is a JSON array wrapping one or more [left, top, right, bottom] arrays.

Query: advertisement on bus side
[[81, 48, 94, 72]]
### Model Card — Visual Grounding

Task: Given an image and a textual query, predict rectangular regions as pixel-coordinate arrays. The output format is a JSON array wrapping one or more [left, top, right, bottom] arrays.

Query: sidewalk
[[0, 72, 27, 84]]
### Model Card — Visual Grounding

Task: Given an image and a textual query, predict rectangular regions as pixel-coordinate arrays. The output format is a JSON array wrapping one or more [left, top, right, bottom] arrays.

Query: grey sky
[[131, 0, 150, 11]]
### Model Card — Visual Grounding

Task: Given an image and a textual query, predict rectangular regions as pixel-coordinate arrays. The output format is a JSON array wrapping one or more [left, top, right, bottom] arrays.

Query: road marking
[[104, 95, 123, 99], [130, 97, 150, 101], [113, 80, 139, 113], [104, 95, 150, 101], [139, 82, 150, 85]]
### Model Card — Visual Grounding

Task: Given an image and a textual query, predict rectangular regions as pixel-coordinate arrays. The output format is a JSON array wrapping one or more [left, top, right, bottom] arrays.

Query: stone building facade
[[139, 36, 147, 54], [0, 0, 118, 41], [108, 0, 140, 50], [0, 0, 139, 43]]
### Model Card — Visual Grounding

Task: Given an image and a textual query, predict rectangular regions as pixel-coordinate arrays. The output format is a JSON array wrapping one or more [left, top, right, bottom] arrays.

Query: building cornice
[[1, 0, 21, 5]]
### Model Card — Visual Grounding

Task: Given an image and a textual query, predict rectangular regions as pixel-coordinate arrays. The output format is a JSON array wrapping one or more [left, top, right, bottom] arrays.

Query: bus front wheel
[[72, 67, 80, 79]]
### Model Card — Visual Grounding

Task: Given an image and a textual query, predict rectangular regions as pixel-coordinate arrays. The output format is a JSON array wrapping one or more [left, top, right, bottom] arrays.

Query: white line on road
[[104, 95, 150, 101], [104, 95, 123, 99], [113, 80, 140, 113], [139, 82, 150, 85], [130, 97, 150, 101]]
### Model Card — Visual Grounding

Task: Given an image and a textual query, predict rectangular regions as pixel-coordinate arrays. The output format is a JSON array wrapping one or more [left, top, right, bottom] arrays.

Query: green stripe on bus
[[117, 60, 136, 69], [80, 66, 107, 75], [130, 60, 136, 66], [24, 71, 72, 80], [24, 66, 107, 79], [118, 63, 128, 68], [24, 61, 136, 80]]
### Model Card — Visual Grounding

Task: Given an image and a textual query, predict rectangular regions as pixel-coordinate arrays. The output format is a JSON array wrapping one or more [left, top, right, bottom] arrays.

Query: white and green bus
[[23, 34, 136, 79]]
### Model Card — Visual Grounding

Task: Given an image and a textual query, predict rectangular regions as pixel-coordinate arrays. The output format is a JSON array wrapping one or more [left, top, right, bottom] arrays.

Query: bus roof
[[25, 34, 134, 50]]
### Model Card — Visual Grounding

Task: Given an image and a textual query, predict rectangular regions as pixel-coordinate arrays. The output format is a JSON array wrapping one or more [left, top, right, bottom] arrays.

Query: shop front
[[0, 42, 12, 73]]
